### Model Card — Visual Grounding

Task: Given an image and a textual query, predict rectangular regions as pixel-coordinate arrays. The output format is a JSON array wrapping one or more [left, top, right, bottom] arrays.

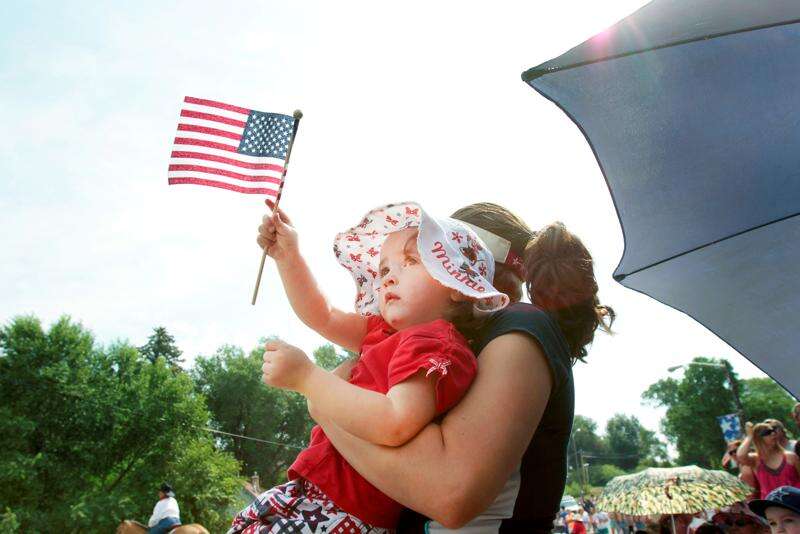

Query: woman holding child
[[238, 200, 613, 532]]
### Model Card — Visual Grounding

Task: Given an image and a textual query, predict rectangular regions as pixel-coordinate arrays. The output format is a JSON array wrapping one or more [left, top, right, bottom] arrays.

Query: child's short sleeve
[[387, 333, 477, 414]]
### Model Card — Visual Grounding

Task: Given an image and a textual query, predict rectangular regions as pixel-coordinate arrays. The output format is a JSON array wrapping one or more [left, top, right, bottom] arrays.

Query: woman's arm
[[310, 332, 553, 528], [737, 424, 757, 467]]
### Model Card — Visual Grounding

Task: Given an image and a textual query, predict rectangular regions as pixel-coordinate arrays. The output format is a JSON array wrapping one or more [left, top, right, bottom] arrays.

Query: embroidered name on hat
[[430, 241, 486, 292]]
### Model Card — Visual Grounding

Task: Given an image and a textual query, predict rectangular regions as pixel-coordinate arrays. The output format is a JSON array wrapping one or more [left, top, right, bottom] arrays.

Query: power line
[[199, 427, 304, 450]]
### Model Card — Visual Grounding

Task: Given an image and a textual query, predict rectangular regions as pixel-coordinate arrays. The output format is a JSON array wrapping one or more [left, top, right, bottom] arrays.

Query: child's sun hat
[[334, 201, 510, 316]]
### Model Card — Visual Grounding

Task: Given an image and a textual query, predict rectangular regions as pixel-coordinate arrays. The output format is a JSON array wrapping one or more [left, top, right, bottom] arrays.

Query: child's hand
[[257, 199, 299, 263], [262, 339, 315, 393]]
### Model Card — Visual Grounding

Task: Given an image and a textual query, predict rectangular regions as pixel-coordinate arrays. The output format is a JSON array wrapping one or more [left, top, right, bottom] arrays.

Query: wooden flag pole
[[251, 109, 303, 305]]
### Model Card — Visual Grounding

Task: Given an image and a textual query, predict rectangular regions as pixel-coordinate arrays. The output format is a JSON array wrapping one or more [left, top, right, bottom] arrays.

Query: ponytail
[[450, 203, 614, 364], [523, 222, 614, 362]]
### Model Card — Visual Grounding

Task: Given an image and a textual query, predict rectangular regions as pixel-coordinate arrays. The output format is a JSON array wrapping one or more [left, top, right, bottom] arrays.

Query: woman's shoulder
[[478, 303, 569, 356], [476, 302, 573, 389]]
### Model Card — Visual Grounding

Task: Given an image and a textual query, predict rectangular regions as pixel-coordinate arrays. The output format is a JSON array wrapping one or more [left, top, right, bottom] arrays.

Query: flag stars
[[238, 111, 294, 158]]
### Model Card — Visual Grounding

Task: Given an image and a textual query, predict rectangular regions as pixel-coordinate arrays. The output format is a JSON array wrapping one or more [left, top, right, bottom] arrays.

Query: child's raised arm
[[259, 200, 368, 353]]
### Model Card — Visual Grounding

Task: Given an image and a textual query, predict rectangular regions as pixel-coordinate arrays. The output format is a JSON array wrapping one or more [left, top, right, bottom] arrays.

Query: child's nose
[[382, 273, 397, 287]]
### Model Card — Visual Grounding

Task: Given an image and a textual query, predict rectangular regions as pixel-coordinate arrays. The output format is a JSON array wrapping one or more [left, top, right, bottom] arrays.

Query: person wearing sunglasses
[[764, 419, 795, 454], [724, 439, 761, 500], [738, 422, 800, 498]]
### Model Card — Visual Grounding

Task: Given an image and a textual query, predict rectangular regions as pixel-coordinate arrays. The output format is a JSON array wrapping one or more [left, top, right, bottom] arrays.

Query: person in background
[[711, 511, 769, 534], [595, 510, 611, 534], [559, 507, 570, 534], [610, 513, 624, 534], [791, 404, 800, 457], [694, 523, 725, 534], [749, 486, 800, 534], [765, 420, 794, 454], [147, 483, 181, 534], [573, 509, 588, 534], [724, 439, 761, 500], [738, 422, 800, 498]]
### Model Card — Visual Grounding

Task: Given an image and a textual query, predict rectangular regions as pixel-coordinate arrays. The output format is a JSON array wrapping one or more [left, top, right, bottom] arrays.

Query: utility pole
[[669, 360, 746, 433], [723, 361, 746, 431], [570, 431, 585, 500]]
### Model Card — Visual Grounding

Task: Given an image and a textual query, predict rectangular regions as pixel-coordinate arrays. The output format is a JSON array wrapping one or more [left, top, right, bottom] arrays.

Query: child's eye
[[404, 256, 419, 265], [379, 267, 389, 277]]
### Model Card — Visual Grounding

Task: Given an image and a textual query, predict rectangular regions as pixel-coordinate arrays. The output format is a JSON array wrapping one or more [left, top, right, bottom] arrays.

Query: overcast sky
[[1, 1, 770, 444]]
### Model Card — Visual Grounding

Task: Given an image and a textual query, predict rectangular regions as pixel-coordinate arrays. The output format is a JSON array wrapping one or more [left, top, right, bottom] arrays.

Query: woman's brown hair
[[451, 202, 614, 362], [752, 422, 781, 458]]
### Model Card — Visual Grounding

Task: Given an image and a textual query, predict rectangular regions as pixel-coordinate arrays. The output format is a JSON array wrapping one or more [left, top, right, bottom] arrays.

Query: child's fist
[[262, 339, 314, 392], [256, 199, 299, 262]]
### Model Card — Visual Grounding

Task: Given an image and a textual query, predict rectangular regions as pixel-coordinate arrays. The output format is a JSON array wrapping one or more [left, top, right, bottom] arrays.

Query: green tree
[[192, 343, 313, 489], [140, 326, 183, 368], [740, 378, 797, 434], [643, 357, 797, 467], [588, 463, 626, 487], [312, 343, 352, 371], [0, 315, 241, 533], [604, 414, 667, 470], [567, 415, 606, 488]]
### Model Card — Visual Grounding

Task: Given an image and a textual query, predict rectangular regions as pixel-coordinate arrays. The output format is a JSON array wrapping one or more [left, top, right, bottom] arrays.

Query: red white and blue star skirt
[[227, 478, 393, 534]]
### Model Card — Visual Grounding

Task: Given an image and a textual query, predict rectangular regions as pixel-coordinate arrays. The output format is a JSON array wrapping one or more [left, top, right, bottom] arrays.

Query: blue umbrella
[[523, 1, 800, 396]]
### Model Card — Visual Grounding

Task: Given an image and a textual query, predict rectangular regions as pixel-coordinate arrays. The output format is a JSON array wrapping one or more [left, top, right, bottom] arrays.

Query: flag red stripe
[[168, 165, 283, 184], [173, 137, 238, 153], [169, 177, 278, 195], [178, 123, 242, 141], [170, 151, 284, 172], [184, 96, 250, 115], [180, 110, 247, 128]]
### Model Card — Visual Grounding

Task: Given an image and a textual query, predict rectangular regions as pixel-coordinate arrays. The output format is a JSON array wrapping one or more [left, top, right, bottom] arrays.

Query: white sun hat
[[334, 201, 510, 316]]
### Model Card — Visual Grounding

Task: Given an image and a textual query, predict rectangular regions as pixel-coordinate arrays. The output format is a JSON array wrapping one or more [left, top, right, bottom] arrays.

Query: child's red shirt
[[288, 316, 477, 527]]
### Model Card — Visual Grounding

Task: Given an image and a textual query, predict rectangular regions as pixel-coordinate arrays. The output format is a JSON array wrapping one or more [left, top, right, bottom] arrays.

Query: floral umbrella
[[596, 465, 750, 515]]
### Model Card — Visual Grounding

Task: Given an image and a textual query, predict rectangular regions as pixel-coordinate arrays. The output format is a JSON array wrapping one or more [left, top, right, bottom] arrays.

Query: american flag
[[168, 96, 295, 195], [717, 413, 742, 441]]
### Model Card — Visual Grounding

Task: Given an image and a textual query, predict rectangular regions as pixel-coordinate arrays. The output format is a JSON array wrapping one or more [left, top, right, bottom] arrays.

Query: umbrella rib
[[522, 17, 800, 82], [616, 210, 800, 281]]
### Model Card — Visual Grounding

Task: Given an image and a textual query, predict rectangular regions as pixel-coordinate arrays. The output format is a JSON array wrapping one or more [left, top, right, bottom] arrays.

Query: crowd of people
[[556, 503, 772, 534], [558, 407, 800, 534]]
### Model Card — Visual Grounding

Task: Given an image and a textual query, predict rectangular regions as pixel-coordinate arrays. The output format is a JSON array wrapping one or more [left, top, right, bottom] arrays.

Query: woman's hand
[[262, 339, 316, 393], [745, 421, 754, 438], [257, 199, 299, 263]]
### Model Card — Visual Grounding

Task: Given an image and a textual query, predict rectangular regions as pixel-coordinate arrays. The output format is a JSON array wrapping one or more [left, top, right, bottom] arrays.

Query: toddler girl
[[228, 201, 509, 533]]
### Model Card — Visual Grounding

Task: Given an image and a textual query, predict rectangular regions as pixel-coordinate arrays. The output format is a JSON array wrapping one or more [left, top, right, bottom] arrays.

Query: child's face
[[766, 507, 800, 534], [378, 228, 458, 330]]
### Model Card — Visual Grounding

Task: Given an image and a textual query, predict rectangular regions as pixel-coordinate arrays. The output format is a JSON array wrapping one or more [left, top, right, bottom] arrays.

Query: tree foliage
[[0, 316, 241, 533], [604, 414, 668, 470], [643, 357, 797, 467], [192, 343, 313, 489], [312, 343, 351, 371], [139, 326, 184, 368]]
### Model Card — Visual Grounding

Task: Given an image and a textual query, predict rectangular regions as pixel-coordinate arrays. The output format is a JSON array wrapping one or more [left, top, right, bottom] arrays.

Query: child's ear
[[449, 290, 472, 303]]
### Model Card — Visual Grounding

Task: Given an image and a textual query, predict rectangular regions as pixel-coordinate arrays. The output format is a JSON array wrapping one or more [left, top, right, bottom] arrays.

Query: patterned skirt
[[227, 478, 393, 534]]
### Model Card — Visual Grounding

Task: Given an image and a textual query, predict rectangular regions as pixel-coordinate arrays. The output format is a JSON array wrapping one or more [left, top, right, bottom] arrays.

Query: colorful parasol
[[596, 465, 751, 515]]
